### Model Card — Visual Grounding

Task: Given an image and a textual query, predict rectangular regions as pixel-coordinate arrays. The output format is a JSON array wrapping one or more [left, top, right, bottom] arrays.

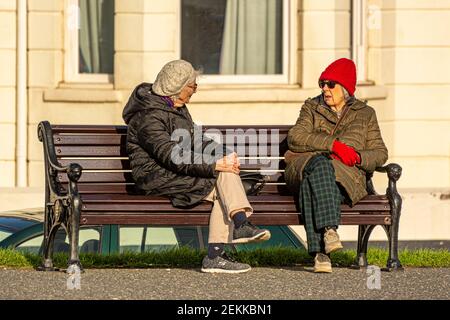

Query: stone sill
[[44, 83, 122, 103], [0, 187, 44, 212], [191, 83, 388, 104], [42, 83, 387, 104]]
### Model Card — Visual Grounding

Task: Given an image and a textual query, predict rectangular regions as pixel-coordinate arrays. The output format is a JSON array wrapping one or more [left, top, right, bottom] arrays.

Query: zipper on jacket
[[330, 104, 351, 136]]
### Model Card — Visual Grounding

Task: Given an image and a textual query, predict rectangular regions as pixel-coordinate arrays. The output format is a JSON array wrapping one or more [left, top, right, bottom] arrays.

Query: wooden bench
[[38, 120, 403, 271]]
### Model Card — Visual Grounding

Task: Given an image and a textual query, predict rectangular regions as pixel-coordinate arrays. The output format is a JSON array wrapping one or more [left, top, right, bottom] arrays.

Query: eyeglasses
[[319, 80, 337, 89], [187, 83, 198, 92]]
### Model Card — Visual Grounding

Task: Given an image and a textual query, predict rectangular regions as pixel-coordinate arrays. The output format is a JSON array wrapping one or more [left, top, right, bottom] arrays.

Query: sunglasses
[[318, 80, 337, 89]]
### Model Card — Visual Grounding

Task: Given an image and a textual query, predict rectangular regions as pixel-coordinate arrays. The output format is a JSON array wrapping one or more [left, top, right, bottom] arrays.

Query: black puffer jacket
[[122, 83, 222, 208]]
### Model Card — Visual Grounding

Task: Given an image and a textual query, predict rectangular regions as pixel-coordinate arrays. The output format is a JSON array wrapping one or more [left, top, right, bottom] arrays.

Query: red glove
[[331, 140, 360, 166]]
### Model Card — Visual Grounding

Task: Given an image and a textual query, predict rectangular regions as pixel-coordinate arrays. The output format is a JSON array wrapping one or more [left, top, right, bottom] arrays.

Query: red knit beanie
[[319, 58, 357, 96]]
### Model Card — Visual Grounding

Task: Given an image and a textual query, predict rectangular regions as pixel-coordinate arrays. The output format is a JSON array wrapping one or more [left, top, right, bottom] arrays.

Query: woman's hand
[[215, 152, 240, 174], [331, 140, 360, 166]]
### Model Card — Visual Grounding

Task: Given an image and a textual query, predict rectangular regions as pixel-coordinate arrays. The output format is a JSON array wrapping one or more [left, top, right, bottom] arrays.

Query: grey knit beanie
[[152, 60, 197, 97]]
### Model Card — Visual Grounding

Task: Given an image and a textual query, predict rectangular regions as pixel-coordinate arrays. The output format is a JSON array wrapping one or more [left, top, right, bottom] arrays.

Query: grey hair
[[341, 86, 351, 102]]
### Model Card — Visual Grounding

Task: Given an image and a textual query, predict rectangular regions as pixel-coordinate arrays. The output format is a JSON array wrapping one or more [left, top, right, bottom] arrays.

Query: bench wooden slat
[[58, 171, 285, 183], [79, 212, 390, 226], [58, 172, 132, 183], [53, 134, 126, 146], [80, 194, 389, 213], [62, 182, 293, 195], [81, 202, 389, 213], [58, 159, 286, 171], [55, 146, 126, 157], [78, 184, 137, 194], [80, 193, 388, 202], [71, 184, 388, 200], [80, 213, 302, 226], [54, 145, 285, 157], [53, 134, 288, 146], [51, 125, 290, 137], [51, 125, 127, 133], [82, 202, 299, 212], [59, 159, 132, 170]]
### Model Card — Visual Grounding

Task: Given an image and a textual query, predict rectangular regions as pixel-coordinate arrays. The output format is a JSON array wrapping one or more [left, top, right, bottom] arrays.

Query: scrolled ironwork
[[37, 121, 84, 272], [354, 163, 403, 271]]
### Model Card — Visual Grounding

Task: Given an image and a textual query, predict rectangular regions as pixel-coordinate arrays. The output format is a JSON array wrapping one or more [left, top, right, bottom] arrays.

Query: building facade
[[0, 0, 449, 241]]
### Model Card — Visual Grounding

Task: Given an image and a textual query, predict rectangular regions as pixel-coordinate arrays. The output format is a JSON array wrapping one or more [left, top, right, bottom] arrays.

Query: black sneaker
[[201, 252, 251, 274], [232, 221, 271, 244]]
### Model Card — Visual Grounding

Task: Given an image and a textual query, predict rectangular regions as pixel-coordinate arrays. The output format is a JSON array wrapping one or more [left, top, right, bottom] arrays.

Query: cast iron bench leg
[[356, 225, 376, 268], [67, 192, 83, 273], [39, 205, 60, 271], [383, 195, 403, 271], [382, 163, 403, 271]]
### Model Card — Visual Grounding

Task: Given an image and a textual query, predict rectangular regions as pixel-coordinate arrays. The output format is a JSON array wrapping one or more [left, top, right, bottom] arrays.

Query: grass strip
[[1, 247, 449, 269]]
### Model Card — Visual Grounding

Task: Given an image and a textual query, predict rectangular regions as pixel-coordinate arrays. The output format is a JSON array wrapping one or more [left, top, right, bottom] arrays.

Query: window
[[65, 0, 115, 82], [181, 0, 290, 84], [119, 226, 207, 253]]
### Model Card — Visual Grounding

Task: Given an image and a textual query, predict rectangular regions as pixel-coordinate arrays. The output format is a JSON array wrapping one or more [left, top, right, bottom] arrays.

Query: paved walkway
[[1, 267, 449, 300]]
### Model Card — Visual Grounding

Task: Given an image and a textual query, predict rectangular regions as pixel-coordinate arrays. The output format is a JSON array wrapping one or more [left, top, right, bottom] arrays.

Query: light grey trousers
[[203, 172, 253, 243]]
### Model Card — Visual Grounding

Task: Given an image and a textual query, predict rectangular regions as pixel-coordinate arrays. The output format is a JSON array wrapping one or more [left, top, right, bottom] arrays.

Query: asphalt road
[[1, 266, 449, 301]]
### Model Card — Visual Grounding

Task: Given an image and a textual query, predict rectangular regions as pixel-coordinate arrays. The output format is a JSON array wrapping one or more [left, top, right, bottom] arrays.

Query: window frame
[[178, 0, 291, 84], [351, 0, 368, 82], [64, 0, 114, 83]]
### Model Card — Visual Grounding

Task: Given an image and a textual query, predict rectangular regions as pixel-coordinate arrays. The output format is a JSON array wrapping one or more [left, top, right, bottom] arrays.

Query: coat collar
[[308, 94, 367, 124]]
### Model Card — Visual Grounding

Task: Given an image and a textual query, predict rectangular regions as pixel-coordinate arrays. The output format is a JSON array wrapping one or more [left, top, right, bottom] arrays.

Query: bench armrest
[[366, 163, 402, 196], [375, 163, 402, 200], [375, 163, 402, 182], [38, 121, 83, 198]]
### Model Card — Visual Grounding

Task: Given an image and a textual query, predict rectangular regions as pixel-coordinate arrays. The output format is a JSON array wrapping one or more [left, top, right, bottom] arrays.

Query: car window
[[0, 230, 12, 242], [67, 228, 101, 254], [16, 227, 101, 254], [119, 226, 209, 253], [119, 227, 179, 253], [16, 234, 44, 254]]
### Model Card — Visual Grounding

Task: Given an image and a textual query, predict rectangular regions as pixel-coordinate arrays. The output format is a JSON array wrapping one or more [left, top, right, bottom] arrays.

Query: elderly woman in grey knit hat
[[122, 60, 270, 273]]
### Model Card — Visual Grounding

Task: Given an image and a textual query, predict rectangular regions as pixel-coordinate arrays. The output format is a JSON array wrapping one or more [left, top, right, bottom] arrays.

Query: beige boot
[[314, 253, 332, 273], [324, 228, 343, 254]]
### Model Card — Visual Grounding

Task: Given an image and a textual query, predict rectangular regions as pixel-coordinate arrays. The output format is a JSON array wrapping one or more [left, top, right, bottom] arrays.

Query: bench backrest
[[50, 124, 292, 195]]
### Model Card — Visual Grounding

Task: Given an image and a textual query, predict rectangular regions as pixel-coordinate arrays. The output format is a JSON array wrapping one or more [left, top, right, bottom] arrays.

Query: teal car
[[0, 208, 303, 254]]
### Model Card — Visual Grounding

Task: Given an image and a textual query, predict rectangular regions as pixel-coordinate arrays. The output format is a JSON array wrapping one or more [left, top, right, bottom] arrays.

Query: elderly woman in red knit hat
[[284, 58, 388, 273]]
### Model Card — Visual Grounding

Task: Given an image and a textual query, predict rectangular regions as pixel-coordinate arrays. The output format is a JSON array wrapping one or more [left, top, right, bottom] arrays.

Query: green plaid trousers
[[299, 155, 344, 254]]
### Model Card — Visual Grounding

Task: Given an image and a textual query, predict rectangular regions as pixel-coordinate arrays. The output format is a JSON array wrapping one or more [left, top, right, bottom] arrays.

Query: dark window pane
[[79, 0, 115, 74], [182, 0, 227, 74], [182, 0, 283, 75]]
